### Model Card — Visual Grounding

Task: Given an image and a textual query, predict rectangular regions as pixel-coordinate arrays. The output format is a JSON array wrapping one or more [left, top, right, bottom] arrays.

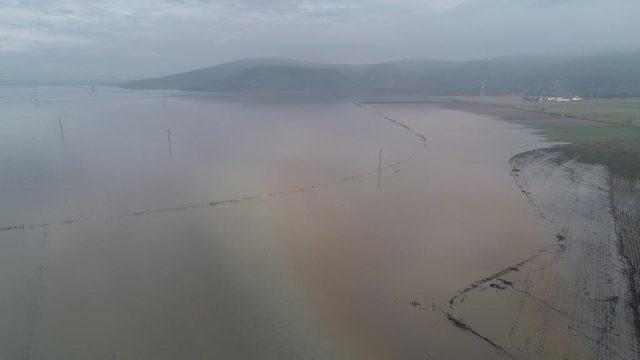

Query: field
[[543, 101, 640, 126], [458, 95, 640, 127], [536, 126, 640, 179], [450, 96, 640, 179]]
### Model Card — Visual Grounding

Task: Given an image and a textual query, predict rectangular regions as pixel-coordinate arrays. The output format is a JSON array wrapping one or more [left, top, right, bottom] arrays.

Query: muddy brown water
[[0, 87, 617, 359]]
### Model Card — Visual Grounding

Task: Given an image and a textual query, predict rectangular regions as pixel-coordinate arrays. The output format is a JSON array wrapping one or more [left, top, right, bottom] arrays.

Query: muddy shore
[[449, 99, 640, 354], [510, 150, 638, 358]]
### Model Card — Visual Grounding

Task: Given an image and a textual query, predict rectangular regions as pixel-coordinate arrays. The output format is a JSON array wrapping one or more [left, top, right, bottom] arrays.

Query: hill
[[185, 65, 351, 92], [120, 52, 640, 97], [121, 58, 326, 90]]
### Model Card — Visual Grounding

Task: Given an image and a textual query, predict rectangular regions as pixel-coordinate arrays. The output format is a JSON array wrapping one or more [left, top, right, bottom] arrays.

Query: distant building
[[548, 96, 571, 102], [523, 94, 543, 102], [523, 94, 584, 102]]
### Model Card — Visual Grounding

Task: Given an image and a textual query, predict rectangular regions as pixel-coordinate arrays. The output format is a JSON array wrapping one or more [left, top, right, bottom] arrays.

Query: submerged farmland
[[0, 86, 638, 359]]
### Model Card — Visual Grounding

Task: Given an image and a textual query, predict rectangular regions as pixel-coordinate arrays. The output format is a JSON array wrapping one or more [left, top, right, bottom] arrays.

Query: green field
[[538, 126, 640, 179], [541, 100, 640, 126], [450, 95, 640, 179], [540, 125, 640, 144], [449, 95, 640, 178]]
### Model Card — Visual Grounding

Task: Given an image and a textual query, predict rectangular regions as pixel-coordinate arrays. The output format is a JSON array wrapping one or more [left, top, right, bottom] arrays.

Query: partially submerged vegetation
[[541, 101, 640, 126]]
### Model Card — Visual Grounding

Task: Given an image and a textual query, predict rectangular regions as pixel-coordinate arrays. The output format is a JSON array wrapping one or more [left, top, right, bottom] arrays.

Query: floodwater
[[0, 86, 598, 359]]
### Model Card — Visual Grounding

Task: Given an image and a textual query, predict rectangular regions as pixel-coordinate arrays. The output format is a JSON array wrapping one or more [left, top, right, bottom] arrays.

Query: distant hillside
[[120, 52, 640, 97], [121, 58, 326, 90], [185, 65, 351, 92], [540, 52, 640, 98]]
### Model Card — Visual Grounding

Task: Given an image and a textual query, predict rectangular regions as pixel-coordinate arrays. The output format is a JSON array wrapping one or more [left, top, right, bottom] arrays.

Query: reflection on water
[[1, 87, 559, 359]]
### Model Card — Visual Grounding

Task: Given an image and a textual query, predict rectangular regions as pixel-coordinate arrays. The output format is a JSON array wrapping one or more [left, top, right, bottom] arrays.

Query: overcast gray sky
[[1, 0, 640, 81]]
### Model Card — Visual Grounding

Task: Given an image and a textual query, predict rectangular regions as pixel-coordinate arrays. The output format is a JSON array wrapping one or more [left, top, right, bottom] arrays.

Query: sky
[[1, 0, 640, 82]]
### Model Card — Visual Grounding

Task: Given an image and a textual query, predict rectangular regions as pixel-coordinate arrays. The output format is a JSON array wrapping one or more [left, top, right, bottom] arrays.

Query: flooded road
[[0, 87, 632, 359]]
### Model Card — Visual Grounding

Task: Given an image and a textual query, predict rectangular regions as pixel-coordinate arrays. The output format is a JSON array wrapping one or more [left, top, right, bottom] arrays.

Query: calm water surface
[[1, 87, 556, 359]]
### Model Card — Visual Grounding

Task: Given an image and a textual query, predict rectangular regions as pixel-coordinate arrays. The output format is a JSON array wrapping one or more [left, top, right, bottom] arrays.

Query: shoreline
[[442, 98, 608, 127], [508, 149, 639, 357], [447, 99, 640, 350]]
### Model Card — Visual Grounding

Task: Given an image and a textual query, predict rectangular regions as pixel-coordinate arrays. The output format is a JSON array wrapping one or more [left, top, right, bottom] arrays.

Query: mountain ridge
[[120, 52, 640, 97]]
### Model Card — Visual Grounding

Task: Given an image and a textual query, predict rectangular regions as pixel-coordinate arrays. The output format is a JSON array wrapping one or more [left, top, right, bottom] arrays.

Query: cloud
[[0, 0, 639, 80]]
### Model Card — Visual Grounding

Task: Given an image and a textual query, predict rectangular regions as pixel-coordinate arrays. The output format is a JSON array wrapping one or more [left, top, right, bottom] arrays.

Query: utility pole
[[378, 149, 383, 188], [165, 129, 172, 158], [58, 118, 65, 142], [537, 97, 542, 112]]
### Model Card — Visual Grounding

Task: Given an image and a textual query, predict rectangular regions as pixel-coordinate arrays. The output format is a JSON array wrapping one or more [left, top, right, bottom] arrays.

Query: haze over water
[[1, 87, 569, 359]]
